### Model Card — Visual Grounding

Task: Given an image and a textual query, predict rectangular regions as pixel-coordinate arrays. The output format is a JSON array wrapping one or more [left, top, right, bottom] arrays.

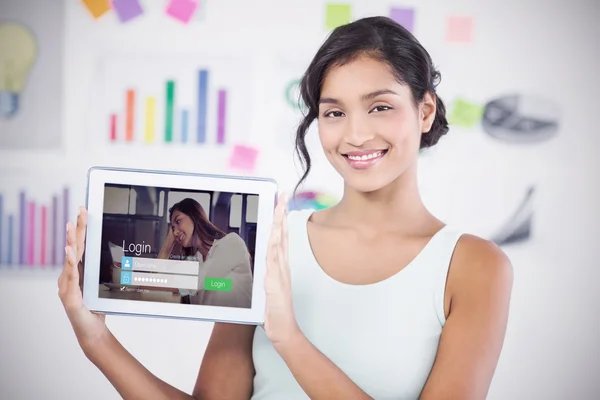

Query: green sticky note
[[448, 98, 484, 128], [325, 4, 351, 30]]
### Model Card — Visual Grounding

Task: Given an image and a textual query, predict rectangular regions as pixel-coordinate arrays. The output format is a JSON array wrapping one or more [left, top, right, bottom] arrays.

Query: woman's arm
[[193, 322, 257, 399], [84, 331, 193, 400], [419, 235, 513, 400], [84, 322, 256, 400]]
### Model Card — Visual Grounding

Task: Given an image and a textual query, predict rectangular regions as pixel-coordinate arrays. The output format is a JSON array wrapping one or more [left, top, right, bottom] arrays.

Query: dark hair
[[293, 16, 449, 194], [169, 198, 226, 257]]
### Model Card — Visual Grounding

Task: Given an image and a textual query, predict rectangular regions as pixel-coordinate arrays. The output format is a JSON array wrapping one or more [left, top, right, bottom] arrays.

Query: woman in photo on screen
[[156, 197, 254, 308], [58, 16, 513, 400]]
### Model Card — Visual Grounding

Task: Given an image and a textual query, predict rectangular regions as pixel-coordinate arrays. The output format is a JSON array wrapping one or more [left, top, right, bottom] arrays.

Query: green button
[[204, 277, 232, 292]]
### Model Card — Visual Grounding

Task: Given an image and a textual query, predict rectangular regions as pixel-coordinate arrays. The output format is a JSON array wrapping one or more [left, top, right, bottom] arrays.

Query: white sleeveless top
[[251, 209, 465, 400]]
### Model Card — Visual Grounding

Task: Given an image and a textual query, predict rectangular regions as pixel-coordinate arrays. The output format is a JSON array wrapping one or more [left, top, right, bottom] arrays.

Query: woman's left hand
[[263, 192, 302, 349]]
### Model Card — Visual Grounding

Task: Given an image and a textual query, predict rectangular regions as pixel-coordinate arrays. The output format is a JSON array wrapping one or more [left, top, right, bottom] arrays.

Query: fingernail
[[66, 223, 69, 233], [64, 247, 68, 256]]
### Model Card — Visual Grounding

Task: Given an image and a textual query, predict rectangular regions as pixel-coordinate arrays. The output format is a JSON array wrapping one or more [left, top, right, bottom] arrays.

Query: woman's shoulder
[[447, 233, 513, 298], [217, 232, 246, 247]]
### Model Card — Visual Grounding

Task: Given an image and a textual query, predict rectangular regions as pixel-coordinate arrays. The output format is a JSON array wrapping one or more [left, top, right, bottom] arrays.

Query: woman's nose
[[346, 114, 375, 147]]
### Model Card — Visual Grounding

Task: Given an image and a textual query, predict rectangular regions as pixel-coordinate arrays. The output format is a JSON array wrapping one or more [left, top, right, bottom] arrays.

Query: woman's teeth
[[346, 151, 384, 161]]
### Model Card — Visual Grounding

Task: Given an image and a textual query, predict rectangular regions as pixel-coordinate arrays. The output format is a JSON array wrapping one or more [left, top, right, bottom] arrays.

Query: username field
[[121, 256, 199, 275]]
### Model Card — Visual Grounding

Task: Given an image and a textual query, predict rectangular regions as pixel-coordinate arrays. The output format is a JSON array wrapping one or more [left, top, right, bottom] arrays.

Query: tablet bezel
[[82, 166, 277, 325]]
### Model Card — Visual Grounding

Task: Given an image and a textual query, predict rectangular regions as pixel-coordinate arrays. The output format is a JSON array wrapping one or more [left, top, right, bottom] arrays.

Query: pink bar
[[41, 206, 47, 267], [28, 202, 35, 266]]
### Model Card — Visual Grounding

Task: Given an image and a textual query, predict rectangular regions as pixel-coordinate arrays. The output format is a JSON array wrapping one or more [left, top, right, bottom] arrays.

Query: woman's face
[[170, 210, 194, 248], [317, 56, 436, 193]]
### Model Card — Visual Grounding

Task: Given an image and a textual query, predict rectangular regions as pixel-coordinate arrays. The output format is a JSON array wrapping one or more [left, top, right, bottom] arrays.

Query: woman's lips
[[343, 149, 388, 169]]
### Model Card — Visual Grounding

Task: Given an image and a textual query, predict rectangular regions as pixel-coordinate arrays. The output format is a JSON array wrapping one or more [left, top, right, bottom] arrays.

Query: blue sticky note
[[112, 0, 144, 23]]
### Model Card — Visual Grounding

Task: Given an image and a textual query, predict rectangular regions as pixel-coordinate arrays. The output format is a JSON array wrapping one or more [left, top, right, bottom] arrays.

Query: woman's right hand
[[58, 207, 109, 354], [166, 223, 176, 243]]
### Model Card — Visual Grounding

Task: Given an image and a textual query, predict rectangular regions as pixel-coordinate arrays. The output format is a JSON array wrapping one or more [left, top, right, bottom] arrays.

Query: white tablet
[[82, 166, 278, 325]]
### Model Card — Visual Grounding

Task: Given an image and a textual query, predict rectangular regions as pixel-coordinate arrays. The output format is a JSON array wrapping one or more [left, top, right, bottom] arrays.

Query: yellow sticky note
[[448, 98, 484, 128], [325, 4, 352, 30], [81, 0, 111, 19]]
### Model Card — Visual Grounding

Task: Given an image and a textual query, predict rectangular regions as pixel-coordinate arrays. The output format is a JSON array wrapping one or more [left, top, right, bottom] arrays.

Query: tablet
[[82, 166, 278, 325]]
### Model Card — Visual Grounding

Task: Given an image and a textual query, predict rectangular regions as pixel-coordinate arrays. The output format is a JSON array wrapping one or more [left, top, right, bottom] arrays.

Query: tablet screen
[[98, 183, 258, 309]]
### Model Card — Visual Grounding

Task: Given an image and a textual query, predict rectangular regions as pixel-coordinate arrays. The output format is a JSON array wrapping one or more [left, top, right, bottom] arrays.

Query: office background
[[0, 0, 598, 398]]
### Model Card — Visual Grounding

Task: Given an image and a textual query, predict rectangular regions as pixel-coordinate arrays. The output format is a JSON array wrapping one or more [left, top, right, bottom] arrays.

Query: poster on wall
[[89, 55, 256, 150], [0, 168, 86, 269], [84, 53, 261, 176], [0, 0, 64, 150]]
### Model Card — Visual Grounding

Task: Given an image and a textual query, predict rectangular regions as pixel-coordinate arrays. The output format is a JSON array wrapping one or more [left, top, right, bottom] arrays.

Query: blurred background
[[0, 0, 598, 398]]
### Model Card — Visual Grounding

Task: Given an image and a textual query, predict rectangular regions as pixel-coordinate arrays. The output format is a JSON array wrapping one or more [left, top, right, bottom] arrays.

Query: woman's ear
[[420, 92, 437, 133]]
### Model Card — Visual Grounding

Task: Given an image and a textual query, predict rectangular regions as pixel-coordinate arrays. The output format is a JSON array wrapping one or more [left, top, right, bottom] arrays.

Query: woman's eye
[[324, 110, 344, 118], [371, 105, 392, 113]]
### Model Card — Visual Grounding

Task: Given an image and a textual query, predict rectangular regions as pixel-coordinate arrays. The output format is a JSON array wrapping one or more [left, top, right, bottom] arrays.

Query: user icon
[[121, 256, 133, 270]]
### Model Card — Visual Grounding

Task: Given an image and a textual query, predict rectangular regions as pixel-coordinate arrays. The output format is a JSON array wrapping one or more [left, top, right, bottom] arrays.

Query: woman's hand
[[57, 207, 109, 354], [264, 193, 302, 349], [158, 223, 177, 260]]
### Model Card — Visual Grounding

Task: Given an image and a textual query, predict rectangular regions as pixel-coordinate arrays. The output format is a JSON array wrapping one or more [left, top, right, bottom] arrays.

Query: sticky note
[[448, 98, 484, 128], [112, 0, 144, 23], [195, 0, 207, 21], [325, 4, 351, 30], [81, 0, 111, 19], [390, 7, 415, 33], [229, 144, 259, 172], [445, 16, 474, 43], [165, 0, 198, 24]]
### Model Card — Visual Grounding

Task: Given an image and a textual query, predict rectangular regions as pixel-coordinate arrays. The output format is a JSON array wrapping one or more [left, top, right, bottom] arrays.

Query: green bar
[[204, 277, 232, 292], [165, 80, 175, 142]]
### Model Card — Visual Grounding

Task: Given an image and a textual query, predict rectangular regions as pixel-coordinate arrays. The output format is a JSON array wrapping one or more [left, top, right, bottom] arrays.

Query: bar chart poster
[[92, 56, 255, 149], [0, 185, 71, 268]]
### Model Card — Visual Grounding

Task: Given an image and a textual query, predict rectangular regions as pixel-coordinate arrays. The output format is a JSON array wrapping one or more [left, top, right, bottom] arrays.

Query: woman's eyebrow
[[319, 89, 398, 105], [361, 89, 398, 101]]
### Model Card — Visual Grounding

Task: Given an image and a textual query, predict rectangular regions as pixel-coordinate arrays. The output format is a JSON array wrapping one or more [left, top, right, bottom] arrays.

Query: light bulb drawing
[[0, 21, 38, 119]]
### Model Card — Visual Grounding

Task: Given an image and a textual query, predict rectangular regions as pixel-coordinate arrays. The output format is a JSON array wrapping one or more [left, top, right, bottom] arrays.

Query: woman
[[59, 16, 513, 400], [156, 197, 254, 308]]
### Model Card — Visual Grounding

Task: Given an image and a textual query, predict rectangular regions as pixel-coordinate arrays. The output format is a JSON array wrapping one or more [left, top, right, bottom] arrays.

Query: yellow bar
[[145, 97, 156, 143]]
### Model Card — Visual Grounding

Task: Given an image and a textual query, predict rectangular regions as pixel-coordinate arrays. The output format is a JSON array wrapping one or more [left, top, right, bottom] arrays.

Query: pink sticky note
[[445, 16, 474, 43], [166, 0, 199, 24], [229, 144, 259, 172]]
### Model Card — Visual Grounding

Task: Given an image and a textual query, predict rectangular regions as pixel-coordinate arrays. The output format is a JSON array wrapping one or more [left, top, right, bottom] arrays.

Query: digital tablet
[[82, 166, 278, 325]]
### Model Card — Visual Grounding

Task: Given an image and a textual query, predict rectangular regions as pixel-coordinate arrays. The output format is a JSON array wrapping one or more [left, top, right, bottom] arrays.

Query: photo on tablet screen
[[98, 183, 257, 309]]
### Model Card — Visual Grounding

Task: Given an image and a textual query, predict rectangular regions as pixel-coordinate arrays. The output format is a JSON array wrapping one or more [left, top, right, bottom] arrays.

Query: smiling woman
[[249, 16, 513, 400], [156, 197, 254, 308]]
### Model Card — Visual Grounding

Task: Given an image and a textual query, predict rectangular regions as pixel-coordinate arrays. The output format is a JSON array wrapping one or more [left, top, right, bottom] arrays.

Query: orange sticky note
[[446, 16, 474, 43], [81, 0, 111, 19], [229, 144, 259, 172]]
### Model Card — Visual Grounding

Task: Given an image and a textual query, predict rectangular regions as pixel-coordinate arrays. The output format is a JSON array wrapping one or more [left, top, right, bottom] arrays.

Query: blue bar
[[197, 69, 208, 143], [8, 215, 13, 266], [181, 109, 189, 143]]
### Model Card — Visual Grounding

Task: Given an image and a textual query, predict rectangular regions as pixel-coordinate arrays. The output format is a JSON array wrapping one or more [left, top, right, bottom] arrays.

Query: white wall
[[1, 0, 599, 398]]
